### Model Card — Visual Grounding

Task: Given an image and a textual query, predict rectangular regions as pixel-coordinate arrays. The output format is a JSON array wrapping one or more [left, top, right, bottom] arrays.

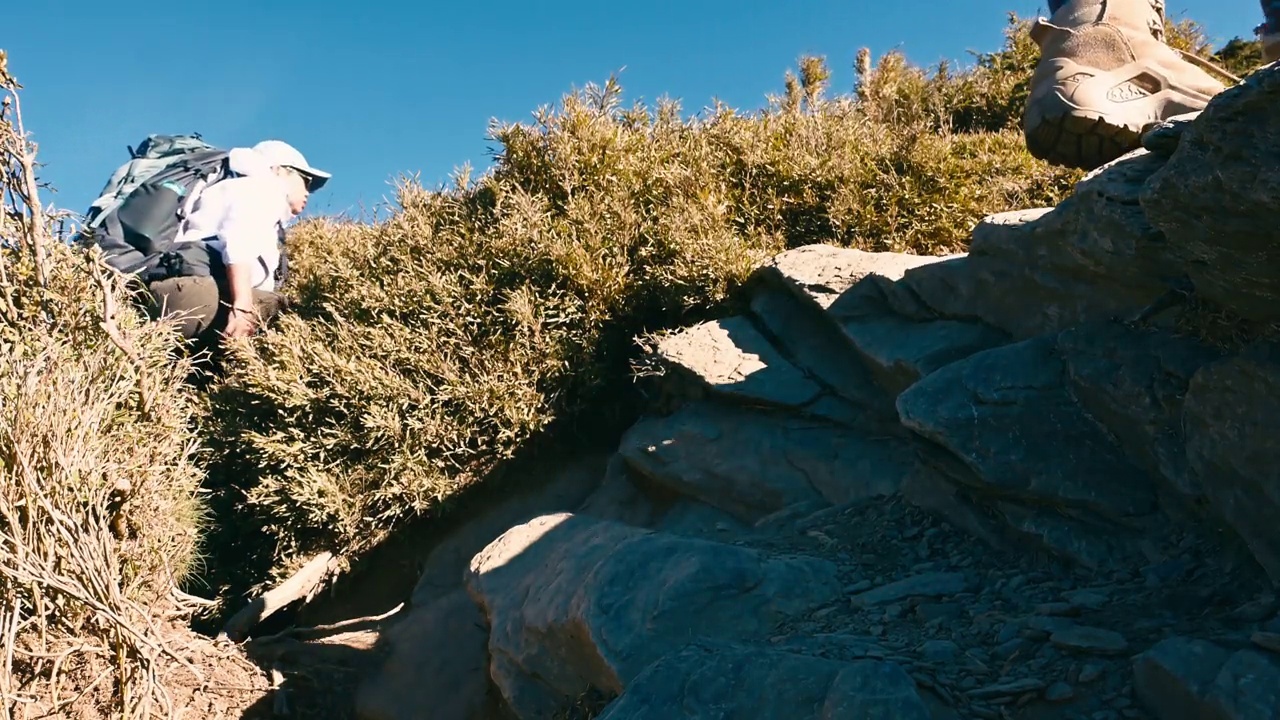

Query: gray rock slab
[[850, 572, 972, 607], [1134, 636, 1280, 720], [411, 453, 606, 609], [902, 150, 1183, 340], [896, 334, 1158, 520], [465, 513, 840, 718], [354, 590, 494, 720], [620, 402, 914, 523], [762, 244, 944, 313], [837, 314, 1008, 396], [1058, 322, 1225, 506], [1183, 344, 1280, 583], [654, 315, 824, 409], [1142, 65, 1280, 321], [748, 282, 897, 423]]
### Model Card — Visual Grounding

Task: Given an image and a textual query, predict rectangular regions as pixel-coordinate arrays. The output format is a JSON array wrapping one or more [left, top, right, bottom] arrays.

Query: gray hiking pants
[[144, 275, 287, 344]]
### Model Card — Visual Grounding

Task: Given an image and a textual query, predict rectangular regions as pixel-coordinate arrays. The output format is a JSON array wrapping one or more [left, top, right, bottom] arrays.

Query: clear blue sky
[[2, 1, 1259, 222]]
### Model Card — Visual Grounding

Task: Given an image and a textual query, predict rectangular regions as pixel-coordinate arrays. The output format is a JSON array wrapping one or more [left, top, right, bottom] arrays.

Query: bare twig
[[249, 602, 404, 644], [9, 89, 48, 293], [93, 263, 141, 364]]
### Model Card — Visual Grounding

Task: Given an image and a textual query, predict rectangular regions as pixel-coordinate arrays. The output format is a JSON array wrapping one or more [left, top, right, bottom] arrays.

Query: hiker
[[1021, 0, 1275, 170], [80, 136, 330, 350], [146, 140, 330, 343]]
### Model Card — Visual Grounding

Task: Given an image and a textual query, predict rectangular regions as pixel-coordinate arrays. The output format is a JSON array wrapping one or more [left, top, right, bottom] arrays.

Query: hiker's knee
[[146, 276, 221, 340]]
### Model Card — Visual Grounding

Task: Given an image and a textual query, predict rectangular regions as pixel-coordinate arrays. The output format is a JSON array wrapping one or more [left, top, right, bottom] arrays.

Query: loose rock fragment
[[1078, 663, 1105, 684], [1050, 626, 1129, 656], [967, 678, 1047, 699], [1044, 681, 1075, 703], [1037, 602, 1080, 617], [850, 572, 971, 607], [1251, 631, 1280, 654], [1064, 589, 1112, 610]]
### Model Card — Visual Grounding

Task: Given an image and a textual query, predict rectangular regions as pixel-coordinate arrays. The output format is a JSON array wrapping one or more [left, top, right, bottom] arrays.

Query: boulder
[[1057, 322, 1225, 507], [354, 590, 494, 720], [410, 454, 604, 609], [993, 501, 1148, 571], [901, 150, 1183, 340], [651, 498, 753, 540], [1183, 343, 1280, 582], [759, 243, 944, 314], [653, 315, 825, 410], [1133, 636, 1280, 720], [596, 642, 931, 720], [896, 335, 1158, 521], [1142, 65, 1280, 321], [756, 244, 1006, 395], [1206, 649, 1280, 720], [748, 282, 897, 424], [899, 462, 1008, 550], [574, 453, 659, 529], [838, 314, 1008, 397], [465, 513, 840, 718]]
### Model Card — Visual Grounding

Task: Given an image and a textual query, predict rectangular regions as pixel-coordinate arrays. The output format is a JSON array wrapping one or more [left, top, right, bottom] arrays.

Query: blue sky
[[2, 1, 1260, 222]]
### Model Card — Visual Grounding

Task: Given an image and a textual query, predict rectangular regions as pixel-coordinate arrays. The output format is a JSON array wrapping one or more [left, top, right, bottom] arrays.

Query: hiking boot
[[1023, 0, 1231, 170]]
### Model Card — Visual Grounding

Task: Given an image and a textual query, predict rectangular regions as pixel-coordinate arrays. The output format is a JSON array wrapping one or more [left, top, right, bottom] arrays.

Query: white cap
[[252, 139, 332, 191]]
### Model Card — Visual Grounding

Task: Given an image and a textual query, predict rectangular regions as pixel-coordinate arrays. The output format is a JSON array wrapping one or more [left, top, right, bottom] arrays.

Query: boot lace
[[1148, 0, 1166, 43]]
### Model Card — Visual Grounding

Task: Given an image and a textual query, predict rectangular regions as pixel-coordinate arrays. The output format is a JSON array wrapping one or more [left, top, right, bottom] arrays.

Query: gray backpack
[[79, 133, 232, 281]]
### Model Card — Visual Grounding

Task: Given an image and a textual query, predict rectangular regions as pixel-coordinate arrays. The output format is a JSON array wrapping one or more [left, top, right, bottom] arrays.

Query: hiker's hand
[[223, 307, 258, 339]]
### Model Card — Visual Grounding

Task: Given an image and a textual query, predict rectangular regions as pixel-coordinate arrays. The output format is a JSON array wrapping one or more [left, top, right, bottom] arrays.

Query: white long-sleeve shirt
[[172, 148, 294, 291]]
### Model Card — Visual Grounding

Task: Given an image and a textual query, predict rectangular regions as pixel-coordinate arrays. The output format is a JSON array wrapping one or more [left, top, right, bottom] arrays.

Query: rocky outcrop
[[1142, 68, 1280, 322], [619, 401, 913, 522], [353, 590, 495, 720], [1183, 344, 1280, 580], [355, 66, 1280, 720]]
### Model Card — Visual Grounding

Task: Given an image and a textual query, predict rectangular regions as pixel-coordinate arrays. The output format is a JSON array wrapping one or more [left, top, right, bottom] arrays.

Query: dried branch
[[249, 601, 403, 644], [219, 552, 343, 643], [8, 88, 49, 292]]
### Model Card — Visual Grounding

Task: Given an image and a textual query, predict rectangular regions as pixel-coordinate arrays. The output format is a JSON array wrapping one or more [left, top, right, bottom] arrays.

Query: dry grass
[[0, 51, 272, 719]]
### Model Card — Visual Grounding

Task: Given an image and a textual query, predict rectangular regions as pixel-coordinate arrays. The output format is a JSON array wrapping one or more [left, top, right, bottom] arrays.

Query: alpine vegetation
[[198, 17, 1087, 587]]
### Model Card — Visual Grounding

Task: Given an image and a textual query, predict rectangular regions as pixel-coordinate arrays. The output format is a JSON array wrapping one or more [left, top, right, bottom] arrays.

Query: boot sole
[[1024, 106, 1144, 171]]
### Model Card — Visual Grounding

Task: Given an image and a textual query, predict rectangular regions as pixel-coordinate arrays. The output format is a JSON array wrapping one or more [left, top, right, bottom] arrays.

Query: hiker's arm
[[224, 262, 255, 312], [220, 262, 257, 338]]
